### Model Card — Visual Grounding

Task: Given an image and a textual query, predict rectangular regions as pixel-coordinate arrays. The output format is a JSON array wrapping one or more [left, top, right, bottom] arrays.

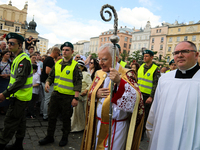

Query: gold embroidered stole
[[81, 70, 107, 150], [81, 66, 142, 150]]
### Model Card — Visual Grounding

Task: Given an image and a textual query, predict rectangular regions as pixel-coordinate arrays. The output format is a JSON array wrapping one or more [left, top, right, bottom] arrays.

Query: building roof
[[101, 26, 133, 35]]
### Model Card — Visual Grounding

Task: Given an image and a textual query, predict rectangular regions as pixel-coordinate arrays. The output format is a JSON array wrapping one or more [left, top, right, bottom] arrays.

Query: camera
[[31, 38, 40, 45]]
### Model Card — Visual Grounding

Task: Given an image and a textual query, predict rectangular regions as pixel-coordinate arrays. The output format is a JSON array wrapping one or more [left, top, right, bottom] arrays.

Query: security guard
[[116, 44, 129, 68], [39, 42, 82, 147], [137, 49, 160, 140], [0, 33, 33, 150], [166, 59, 177, 73]]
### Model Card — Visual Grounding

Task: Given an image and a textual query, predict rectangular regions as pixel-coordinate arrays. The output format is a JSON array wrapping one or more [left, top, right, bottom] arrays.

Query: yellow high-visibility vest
[[120, 60, 127, 68], [54, 59, 77, 95], [7, 53, 33, 101], [137, 63, 158, 94]]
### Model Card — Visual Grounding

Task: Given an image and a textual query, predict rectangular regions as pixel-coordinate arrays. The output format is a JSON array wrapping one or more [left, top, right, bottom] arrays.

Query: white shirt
[[32, 72, 40, 94]]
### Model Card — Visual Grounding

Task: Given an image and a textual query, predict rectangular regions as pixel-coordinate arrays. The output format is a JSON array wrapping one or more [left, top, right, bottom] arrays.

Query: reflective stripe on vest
[[54, 59, 77, 95], [7, 53, 33, 101], [137, 63, 158, 94], [120, 60, 127, 68]]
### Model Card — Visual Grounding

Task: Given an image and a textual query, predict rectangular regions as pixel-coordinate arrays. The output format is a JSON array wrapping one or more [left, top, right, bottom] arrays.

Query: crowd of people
[[0, 32, 200, 150]]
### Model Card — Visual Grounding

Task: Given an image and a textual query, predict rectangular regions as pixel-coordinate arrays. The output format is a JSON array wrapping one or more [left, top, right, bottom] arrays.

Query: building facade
[[130, 21, 151, 54], [149, 25, 169, 61], [0, 1, 28, 37], [37, 36, 49, 55], [166, 21, 200, 61], [89, 36, 99, 54], [73, 40, 89, 56], [99, 26, 132, 54]]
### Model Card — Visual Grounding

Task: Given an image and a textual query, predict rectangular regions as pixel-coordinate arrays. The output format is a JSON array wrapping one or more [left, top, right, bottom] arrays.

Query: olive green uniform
[[139, 63, 160, 134], [46, 58, 82, 138], [0, 51, 32, 144]]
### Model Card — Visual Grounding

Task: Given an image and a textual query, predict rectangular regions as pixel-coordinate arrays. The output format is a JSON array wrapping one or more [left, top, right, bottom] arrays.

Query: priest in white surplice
[[81, 43, 144, 150], [146, 41, 200, 150]]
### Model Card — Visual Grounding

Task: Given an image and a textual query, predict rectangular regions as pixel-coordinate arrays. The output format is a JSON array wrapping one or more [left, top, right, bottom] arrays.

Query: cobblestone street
[[0, 110, 149, 150]]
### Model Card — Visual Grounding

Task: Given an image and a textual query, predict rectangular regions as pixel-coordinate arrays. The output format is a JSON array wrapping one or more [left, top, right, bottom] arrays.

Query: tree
[[129, 50, 143, 65], [91, 53, 98, 59]]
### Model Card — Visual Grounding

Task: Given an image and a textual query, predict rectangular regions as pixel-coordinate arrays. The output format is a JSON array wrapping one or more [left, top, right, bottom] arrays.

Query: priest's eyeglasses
[[172, 49, 197, 56]]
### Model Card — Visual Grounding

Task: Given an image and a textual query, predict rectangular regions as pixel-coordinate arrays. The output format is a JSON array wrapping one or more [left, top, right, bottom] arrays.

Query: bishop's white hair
[[98, 43, 119, 57]]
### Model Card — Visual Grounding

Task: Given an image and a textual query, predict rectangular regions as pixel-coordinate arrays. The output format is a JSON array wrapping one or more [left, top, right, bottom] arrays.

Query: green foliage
[[91, 53, 98, 59], [129, 50, 143, 65]]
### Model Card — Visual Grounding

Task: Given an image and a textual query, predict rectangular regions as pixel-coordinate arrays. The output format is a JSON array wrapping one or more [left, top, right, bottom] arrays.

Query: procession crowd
[[0, 32, 200, 150]]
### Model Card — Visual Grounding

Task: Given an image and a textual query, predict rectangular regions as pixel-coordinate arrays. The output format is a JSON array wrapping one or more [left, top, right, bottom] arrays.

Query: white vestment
[[95, 63, 137, 150], [146, 69, 200, 150]]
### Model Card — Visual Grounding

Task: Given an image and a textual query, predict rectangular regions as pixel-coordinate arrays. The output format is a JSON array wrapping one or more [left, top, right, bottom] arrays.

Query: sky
[[1, 0, 200, 48]]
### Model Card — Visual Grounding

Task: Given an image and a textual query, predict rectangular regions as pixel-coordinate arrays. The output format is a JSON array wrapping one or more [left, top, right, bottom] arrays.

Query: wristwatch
[[74, 97, 79, 100]]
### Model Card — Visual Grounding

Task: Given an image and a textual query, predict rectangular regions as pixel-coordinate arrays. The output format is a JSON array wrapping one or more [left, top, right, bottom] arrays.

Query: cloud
[[118, 7, 162, 28], [0, 0, 114, 48]]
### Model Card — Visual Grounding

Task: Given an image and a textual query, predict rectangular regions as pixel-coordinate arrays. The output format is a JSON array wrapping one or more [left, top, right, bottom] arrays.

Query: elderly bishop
[[81, 43, 144, 150]]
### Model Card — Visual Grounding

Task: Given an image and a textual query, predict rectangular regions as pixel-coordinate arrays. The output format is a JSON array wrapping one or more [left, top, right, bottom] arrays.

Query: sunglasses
[[7, 42, 18, 46], [76, 57, 81, 58], [90, 62, 94, 64]]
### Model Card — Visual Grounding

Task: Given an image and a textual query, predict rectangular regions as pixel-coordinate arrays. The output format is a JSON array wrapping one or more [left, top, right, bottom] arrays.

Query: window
[[124, 43, 127, 48], [159, 29, 161, 33], [101, 38, 103, 42], [160, 45, 163, 50], [167, 56, 170, 62], [168, 47, 171, 52], [105, 37, 107, 41], [156, 29, 158, 33], [177, 37, 180, 42], [151, 45, 154, 50], [129, 44, 131, 49], [192, 35, 196, 41], [138, 44, 141, 49], [178, 28, 181, 32], [15, 26, 20, 32], [123, 50, 126, 54], [0, 23, 2, 30], [124, 37, 128, 42], [159, 55, 162, 61], [130, 38, 132, 43], [152, 38, 154, 43], [169, 37, 172, 42], [161, 37, 164, 43], [134, 44, 136, 49], [108, 37, 110, 41], [184, 36, 188, 41]]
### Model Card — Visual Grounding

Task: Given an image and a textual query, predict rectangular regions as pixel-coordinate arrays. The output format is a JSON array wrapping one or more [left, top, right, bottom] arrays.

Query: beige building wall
[[37, 36, 49, 55], [149, 26, 168, 61], [89, 37, 99, 54], [0, 2, 28, 37], [166, 23, 200, 61], [73, 40, 89, 55]]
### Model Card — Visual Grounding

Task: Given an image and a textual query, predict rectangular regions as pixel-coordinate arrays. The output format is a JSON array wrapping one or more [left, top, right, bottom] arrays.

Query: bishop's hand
[[109, 68, 121, 85]]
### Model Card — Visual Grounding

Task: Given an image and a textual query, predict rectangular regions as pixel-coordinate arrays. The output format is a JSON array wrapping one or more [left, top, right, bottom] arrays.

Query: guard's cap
[[61, 42, 73, 50], [143, 49, 154, 56], [169, 59, 175, 65], [6, 32, 25, 42]]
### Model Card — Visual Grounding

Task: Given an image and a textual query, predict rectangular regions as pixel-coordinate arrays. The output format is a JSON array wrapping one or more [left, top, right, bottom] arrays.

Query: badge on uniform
[[66, 70, 70, 75], [147, 73, 150, 76], [18, 63, 23, 73]]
